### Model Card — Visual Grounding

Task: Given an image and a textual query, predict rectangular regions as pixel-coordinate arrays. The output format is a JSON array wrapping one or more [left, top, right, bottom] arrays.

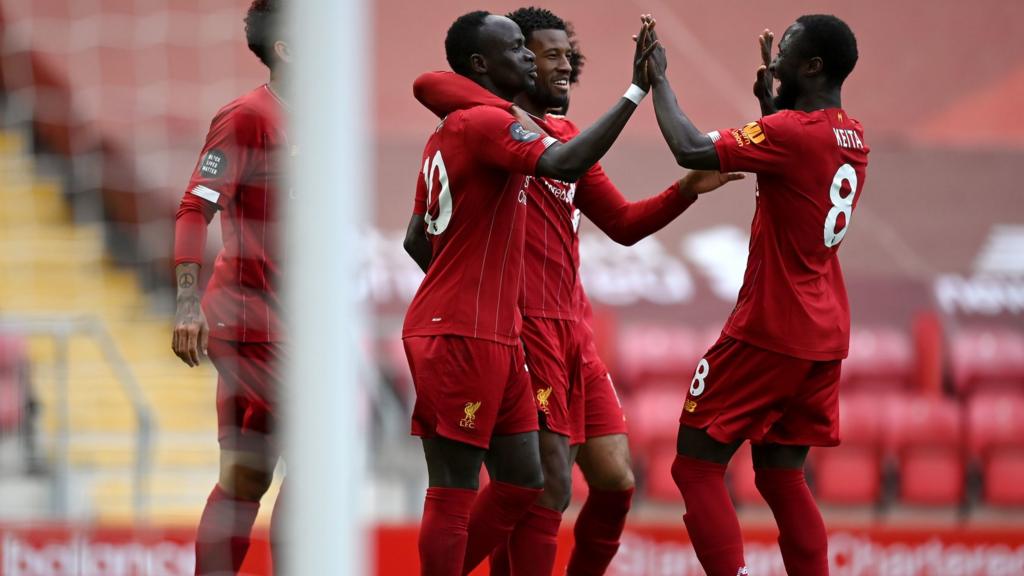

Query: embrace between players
[[171, 1, 867, 575], [401, 8, 867, 576]]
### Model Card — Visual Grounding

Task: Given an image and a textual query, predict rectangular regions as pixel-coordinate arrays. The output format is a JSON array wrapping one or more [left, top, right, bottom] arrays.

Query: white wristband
[[623, 84, 647, 105]]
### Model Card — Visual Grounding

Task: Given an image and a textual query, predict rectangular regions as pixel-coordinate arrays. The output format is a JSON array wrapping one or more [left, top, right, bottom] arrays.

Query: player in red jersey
[[171, 1, 288, 574], [410, 9, 743, 574], [640, 14, 867, 576], [404, 11, 661, 575]]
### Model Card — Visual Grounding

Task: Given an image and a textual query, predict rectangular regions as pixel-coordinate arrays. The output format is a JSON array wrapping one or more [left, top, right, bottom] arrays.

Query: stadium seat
[[967, 392, 1024, 505], [886, 395, 965, 505], [644, 448, 682, 503], [984, 452, 1024, 505], [812, 445, 882, 504], [616, 324, 716, 390], [625, 386, 685, 452], [842, 326, 914, 391], [950, 328, 1024, 396], [811, 392, 885, 504]]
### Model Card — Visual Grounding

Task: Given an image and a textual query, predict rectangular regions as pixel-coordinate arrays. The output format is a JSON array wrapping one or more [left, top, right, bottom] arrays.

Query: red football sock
[[420, 487, 476, 576], [754, 467, 829, 576], [462, 481, 541, 574], [195, 485, 261, 575], [671, 455, 747, 576], [566, 487, 634, 575], [487, 539, 511, 576], [507, 504, 562, 576]]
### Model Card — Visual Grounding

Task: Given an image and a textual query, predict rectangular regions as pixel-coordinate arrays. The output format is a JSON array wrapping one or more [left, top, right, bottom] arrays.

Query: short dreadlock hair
[[245, 0, 284, 69], [507, 7, 586, 85]]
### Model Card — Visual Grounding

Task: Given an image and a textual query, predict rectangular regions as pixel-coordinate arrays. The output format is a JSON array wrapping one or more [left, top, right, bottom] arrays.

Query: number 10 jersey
[[403, 105, 555, 345]]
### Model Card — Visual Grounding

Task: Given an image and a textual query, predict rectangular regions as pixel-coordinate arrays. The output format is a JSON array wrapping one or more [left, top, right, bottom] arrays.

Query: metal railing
[[0, 315, 154, 521]]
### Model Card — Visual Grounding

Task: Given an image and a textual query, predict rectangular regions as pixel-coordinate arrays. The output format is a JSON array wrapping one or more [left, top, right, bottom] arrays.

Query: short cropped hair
[[245, 0, 284, 69], [795, 14, 858, 86], [445, 11, 491, 76]]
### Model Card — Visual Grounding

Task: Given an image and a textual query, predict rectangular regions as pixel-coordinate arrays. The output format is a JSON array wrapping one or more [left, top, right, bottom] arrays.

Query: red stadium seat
[[810, 392, 885, 504], [625, 386, 685, 452], [644, 448, 682, 503], [812, 445, 882, 504], [886, 395, 965, 505], [842, 326, 914, 391], [616, 324, 714, 389], [966, 392, 1024, 505], [950, 328, 1024, 396], [984, 452, 1024, 505]]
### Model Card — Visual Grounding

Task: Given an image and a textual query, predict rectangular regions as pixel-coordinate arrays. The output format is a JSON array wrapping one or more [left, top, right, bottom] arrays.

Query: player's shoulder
[[210, 85, 279, 127], [452, 104, 515, 123], [541, 114, 580, 140]]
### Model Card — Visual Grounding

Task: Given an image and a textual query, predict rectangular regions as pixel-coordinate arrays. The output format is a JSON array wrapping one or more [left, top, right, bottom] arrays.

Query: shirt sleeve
[[184, 106, 262, 209], [413, 71, 513, 119], [460, 106, 556, 175], [413, 166, 428, 216], [575, 163, 696, 246], [711, 112, 802, 175]]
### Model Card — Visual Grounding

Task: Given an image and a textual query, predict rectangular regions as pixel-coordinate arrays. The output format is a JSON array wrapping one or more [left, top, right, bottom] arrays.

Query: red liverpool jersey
[[404, 104, 555, 345], [184, 84, 287, 342], [412, 71, 695, 321], [711, 109, 869, 360]]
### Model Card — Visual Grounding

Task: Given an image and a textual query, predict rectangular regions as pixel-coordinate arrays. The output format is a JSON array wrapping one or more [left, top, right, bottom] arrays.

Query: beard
[[528, 82, 569, 113], [773, 80, 798, 110]]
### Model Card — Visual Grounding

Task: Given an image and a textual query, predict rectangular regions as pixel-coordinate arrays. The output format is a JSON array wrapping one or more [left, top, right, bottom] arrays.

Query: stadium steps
[[0, 129, 220, 522]]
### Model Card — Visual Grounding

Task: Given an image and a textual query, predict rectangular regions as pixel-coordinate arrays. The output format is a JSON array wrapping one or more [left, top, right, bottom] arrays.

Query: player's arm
[[577, 165, 743, 246], [534, 20, 660, 182], [414, 71, 513, 118], [172, 194, 216, 367], [171, 108, 253, 366], [403, 213, 432, 273], [642, 26, 720, 170]]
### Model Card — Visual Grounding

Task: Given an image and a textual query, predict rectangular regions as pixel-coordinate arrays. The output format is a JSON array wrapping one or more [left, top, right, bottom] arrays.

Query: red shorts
[[580, 332, 628, 440], [521, 316, 585, 444], [207, 337, 281, 453], [679, 334, 841, 446], [404, 336, 538, 449]]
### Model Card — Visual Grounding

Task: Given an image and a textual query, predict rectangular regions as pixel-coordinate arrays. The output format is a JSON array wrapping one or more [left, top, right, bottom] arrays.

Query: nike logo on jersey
[[833, 128, 864, 150]]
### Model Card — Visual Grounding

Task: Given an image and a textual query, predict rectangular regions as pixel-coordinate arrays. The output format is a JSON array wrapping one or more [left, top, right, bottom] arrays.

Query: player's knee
[[221, 463, 274, 502], [581, 445, 635, 491], [538, 462, 573, 512]]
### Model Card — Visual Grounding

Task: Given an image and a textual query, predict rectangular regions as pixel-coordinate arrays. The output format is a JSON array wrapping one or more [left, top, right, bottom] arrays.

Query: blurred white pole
[[287, 0, 368, 574]]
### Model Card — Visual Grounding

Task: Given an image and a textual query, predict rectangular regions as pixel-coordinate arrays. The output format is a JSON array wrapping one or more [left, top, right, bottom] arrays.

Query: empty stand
[[842, 326, 915, 391], [812, 393, 885, 505]]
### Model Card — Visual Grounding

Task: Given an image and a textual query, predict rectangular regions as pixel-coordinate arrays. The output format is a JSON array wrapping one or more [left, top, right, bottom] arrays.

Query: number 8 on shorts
[[690, 358, 710, 397]]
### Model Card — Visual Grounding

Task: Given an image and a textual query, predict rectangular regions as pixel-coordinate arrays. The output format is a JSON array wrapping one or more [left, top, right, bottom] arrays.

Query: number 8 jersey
[[709, 109, 869, 361], [403, 105, 556, 345]]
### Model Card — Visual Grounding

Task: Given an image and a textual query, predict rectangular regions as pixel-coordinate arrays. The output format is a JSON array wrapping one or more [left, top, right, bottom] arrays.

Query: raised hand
[[631, 14, 661, 90], [753, 29, 777, 116], [679, 170, 745, 196]]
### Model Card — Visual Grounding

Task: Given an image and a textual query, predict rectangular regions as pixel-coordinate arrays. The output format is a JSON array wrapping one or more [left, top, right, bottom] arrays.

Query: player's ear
[[273, 40, 292, 65], [469, 53, 487, 75], [803, 56, 823, 78]]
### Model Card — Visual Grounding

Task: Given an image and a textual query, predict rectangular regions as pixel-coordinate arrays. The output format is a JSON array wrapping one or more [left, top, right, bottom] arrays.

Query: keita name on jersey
[[833, 128, 864, 150]]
